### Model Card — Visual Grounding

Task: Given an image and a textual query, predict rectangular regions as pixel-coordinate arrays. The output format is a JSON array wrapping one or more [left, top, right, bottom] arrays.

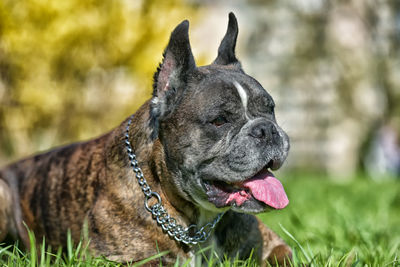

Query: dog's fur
[[0, 13, 291, 265]]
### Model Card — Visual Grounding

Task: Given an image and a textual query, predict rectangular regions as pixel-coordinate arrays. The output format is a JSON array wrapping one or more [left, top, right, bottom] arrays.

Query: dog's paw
[[266, 244, 292, 266]]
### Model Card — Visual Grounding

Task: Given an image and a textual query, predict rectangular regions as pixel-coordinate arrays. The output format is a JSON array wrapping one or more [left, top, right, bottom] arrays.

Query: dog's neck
[[150, 137, 216, 228], [112, 101, 220, 229]]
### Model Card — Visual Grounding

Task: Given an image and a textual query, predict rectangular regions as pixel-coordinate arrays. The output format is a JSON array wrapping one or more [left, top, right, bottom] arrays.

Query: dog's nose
[[249, 121, 279, 140]]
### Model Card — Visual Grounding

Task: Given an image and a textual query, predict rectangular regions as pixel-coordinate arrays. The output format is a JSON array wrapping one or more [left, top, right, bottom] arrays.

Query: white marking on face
[[233, 81, 250, 119], [151, 97, 159, 104]]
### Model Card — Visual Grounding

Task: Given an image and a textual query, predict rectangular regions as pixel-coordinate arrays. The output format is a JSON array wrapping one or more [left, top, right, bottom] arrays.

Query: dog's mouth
[[203, 162, 289, 210]]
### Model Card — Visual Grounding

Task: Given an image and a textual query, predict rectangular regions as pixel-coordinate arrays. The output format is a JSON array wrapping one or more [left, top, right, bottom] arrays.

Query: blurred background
[[0, 0, 399, 180]]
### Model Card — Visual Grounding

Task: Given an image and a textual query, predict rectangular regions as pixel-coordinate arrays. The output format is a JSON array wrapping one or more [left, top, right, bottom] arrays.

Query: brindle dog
[[0, 13, 292, 265]]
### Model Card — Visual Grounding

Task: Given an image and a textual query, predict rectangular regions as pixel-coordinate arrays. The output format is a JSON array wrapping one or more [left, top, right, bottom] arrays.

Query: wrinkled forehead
[[190, 68, 274, 109]]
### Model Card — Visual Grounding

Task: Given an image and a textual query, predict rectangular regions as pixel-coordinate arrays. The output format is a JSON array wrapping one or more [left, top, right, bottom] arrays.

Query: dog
[[0, 13, 292, 265]]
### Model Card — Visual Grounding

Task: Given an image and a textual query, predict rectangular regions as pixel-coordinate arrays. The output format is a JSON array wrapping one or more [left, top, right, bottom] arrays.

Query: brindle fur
[[0, 103, 290, 264], [0, 14, 291, 265]]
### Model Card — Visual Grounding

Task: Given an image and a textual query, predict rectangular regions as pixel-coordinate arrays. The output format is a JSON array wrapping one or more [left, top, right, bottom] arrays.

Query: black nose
[[249, 121, 279, 140]]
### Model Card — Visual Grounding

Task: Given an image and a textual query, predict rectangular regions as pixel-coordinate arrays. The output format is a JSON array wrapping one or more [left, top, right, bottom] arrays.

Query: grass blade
[[132, 251, 170, 267], [279, 223, 311, 263]]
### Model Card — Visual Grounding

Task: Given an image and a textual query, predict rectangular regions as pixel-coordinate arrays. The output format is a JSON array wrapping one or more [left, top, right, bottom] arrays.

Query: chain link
[[125, 116, 224, 245]]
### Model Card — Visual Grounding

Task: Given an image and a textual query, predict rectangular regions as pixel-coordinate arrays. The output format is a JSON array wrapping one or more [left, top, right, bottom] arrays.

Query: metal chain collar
[[124, 116, 224, 245]]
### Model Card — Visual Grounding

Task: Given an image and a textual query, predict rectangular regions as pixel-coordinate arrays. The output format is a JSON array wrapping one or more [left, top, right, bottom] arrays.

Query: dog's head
[[149, 13, 289, 214]]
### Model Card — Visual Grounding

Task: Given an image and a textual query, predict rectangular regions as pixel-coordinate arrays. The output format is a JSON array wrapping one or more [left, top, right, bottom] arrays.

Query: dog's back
[[0, 134, 110, 247]]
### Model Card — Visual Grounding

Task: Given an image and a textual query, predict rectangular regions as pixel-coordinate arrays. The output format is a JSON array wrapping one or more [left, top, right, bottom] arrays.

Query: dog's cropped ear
[[150, 20, 196, 139], [213, 12, 241, 67]]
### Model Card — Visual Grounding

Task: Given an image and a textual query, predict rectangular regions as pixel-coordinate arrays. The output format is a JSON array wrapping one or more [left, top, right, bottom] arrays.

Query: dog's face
[[150, 13, 289, 214]]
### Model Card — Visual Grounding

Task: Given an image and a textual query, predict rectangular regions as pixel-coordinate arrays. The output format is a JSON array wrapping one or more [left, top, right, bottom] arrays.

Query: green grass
[[1, 175, 400, 266], [260, 174, 400, 266]]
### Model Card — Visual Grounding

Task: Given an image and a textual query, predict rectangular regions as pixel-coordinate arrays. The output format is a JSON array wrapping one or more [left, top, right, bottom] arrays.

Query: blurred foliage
[[0, 0, 202, 164]]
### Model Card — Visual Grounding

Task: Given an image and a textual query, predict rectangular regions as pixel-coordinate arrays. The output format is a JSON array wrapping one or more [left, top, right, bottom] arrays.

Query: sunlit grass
[[1, 175, 399, 266], [261, 174, 400, 266]]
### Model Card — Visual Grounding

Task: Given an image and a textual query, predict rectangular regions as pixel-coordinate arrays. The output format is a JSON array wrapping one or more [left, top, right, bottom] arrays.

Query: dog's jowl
[[0, 13, 292, 265]]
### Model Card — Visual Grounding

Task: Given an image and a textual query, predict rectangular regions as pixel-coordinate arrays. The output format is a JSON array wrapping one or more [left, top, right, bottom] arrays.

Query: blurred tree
[[0, 0, 201, 164]]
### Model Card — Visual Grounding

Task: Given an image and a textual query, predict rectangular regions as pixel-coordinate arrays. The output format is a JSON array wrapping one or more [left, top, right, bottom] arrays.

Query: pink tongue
[[242, 170, 289, 209]]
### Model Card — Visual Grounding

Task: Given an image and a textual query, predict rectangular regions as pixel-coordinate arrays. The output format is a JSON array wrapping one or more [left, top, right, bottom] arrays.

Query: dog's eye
[[211, 116, 228, 127]]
